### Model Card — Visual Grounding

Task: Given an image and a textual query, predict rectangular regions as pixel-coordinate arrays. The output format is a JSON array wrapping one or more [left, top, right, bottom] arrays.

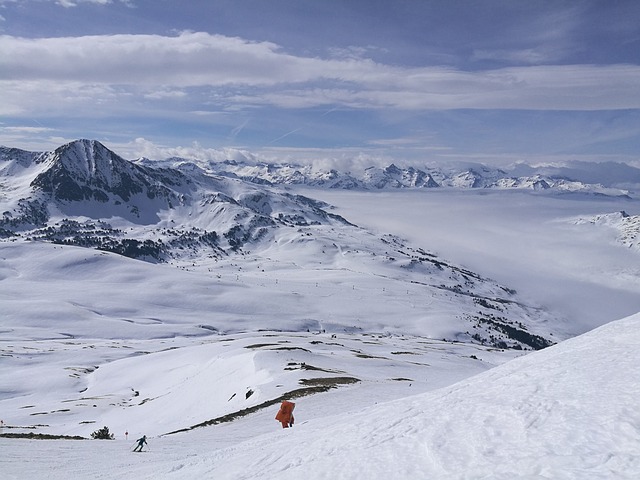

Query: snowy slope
[[572, 210, 640, 251], [203, 312, 640, 480], [2, 312, 638, 479], [0, 235, 550, 440]]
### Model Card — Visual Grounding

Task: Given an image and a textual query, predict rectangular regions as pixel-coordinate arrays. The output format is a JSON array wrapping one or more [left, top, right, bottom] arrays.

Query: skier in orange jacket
[[275, 400, 295, 428]]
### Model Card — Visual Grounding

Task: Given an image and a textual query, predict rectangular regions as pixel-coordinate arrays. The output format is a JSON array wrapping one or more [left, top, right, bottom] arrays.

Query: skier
[[275, 400, 295, 428], [133, 435, 147, 452]]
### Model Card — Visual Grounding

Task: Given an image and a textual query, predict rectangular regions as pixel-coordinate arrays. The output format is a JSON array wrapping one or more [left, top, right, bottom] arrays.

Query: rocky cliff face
[[30, 139, 187, 205]]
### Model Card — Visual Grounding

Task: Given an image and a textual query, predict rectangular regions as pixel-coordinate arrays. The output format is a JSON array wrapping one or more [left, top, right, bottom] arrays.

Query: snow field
[[2, 313, 639, 479], [2, 325, 513, 439]]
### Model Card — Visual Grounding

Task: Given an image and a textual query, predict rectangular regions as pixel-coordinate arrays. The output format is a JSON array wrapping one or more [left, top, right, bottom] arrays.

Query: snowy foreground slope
[[0, 240, 532, 441], [2, 312, 639, 479]]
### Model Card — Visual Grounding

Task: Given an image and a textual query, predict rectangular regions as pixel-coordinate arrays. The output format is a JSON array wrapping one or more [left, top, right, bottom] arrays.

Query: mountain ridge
[[0, 139, 567, 350], [132, 152, 639, 196], [4, 140, 639, 196]]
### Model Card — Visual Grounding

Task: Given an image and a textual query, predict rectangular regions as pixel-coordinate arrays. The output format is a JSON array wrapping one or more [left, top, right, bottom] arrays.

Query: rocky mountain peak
[[30, 139, 173, 204]]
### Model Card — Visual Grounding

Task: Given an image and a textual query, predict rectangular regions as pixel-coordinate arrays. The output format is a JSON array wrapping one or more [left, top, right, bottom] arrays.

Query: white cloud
[[0, 125, 59, 151], [2, 126, 53, 133], [51, 0, 128, 7], [1, 31, 639, 116], [0, 32, 322, 86], [227, 62, 640, 111], [0, 0, 126, 6], [327, 45, 387, 60], [103, 137, 397, 172], [118, 137, 259, 164], [0, 80, 126, 116], [143, 88, 187, 100], [473, 48, 560, 65]]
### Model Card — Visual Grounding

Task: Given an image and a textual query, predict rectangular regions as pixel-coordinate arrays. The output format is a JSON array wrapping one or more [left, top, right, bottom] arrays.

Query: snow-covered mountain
[[571, 210, 640, 251], [0, 139, 564, 352], [134, 154, 640, 196], [1, 139, 639, 479], [1, 139, 355, 258]]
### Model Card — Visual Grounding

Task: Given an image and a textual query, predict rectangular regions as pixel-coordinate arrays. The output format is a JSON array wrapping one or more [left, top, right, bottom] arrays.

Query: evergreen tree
[[91, 426, 115, 440]]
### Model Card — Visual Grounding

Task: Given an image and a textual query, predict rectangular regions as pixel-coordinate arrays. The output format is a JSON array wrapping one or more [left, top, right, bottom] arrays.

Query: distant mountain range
[[2, 139, 638, 257], [135, 153, 640, 196], [0, 139, 573, 350]]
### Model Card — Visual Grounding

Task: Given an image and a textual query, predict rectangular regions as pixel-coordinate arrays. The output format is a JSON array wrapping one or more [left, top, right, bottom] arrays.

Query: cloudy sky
[[1, 0, 639, 166]]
